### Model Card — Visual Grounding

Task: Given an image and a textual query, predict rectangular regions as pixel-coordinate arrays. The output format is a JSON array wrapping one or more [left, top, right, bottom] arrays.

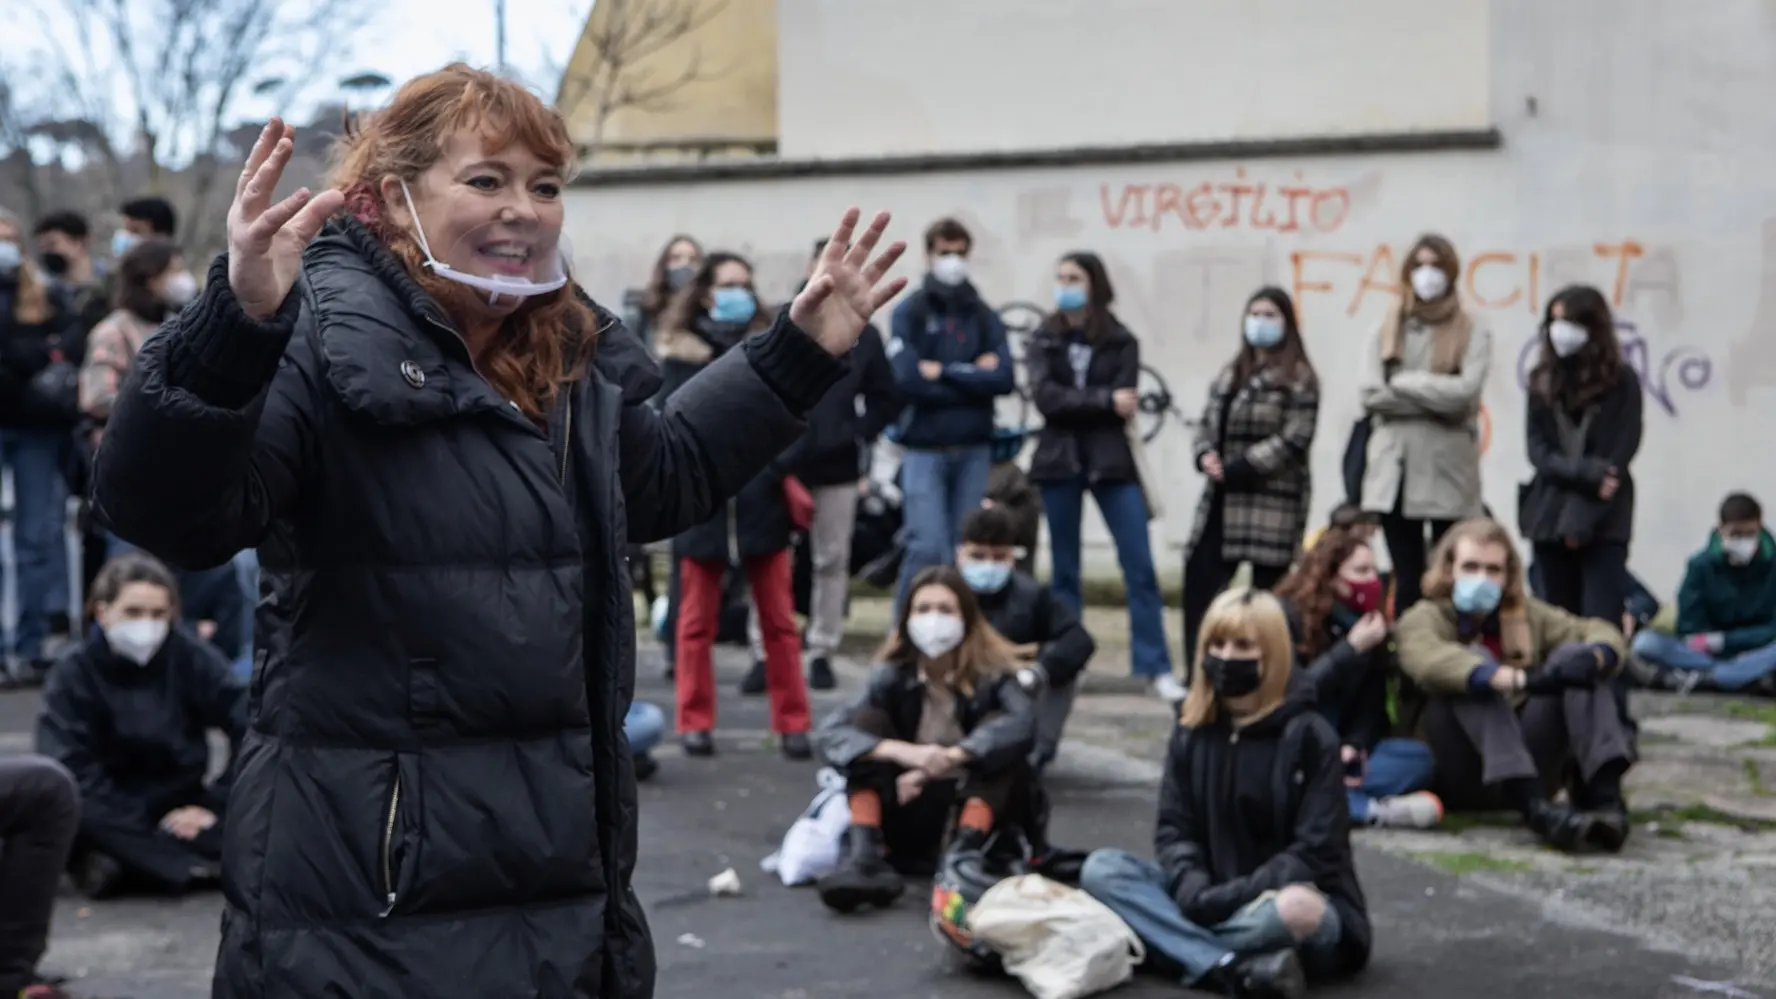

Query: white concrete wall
[[776, 0, 1491, 159], [564, 0, 1776, 598]]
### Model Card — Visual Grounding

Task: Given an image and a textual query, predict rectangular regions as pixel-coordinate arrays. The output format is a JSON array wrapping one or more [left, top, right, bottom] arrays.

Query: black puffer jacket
[[662, 314, 797, 563], [815, 660, 1035, 774], [1155, 695, 1371, 977], [1025, 319, 1139, 485], [92, 218, 839, 999]]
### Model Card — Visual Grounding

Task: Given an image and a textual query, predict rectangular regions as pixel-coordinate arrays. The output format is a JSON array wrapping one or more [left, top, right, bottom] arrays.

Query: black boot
[[739, 660, 767, 696], [780, 732, 812, 760], [1573, 763, 1630, 853], [1527, 799, 1598, 852], [817, 826, 905, 913], [1211, 949, 1307, 999], [681, 730, 715, 757], [75, 851, 124, 899], [632, 752, 659, 781], [809, 657, 836, 691]]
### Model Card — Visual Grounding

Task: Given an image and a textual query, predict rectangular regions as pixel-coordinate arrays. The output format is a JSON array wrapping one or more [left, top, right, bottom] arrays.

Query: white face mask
[[1410, 264, 1449, 302], [399, 180, 570, 307], [105, 618, 169, 666], [1722, 534, 1760, 565], [1548, 319, 1588, 358], [906, 612, 965, 659], [0, 240, 19, 273], [930, 254, 969, 287], [161, 271, 198, 307]]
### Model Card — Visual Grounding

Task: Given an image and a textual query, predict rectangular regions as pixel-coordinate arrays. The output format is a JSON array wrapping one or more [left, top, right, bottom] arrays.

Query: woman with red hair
[[92, 64, 907, 997]]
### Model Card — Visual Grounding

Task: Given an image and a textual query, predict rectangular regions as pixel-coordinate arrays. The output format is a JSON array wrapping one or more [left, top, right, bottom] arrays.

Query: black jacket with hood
[[1025, 317, 1141, 485], [91, 217, 841, 999], [1155, 692, 1371, 977], [36, 623, 248, 884]]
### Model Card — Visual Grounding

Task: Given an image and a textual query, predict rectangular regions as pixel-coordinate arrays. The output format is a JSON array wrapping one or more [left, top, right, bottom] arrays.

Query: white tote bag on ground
[[966, 874, 1145, 999], [760, 767, 850, 886]]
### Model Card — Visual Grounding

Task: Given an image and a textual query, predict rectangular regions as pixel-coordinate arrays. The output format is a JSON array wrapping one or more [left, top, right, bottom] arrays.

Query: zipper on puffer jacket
[[379, 770, 402, 916]]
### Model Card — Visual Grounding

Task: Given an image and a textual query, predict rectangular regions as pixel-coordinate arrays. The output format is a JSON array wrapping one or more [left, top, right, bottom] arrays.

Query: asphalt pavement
[[1, 646, 1764, 999]]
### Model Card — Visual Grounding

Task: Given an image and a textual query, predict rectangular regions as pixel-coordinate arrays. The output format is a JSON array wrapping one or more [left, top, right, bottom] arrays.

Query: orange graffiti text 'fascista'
[[1290, 241, 1646, 316]]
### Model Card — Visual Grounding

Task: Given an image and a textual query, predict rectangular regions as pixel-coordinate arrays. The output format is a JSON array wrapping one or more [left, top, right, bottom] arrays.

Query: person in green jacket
[[1631, 492, 1776, 695]]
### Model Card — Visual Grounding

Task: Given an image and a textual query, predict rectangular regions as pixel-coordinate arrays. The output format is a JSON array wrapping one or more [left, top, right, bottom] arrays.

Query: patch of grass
[[1627, 802, 1776, 832], [1743, 757, 1773, 798], [1409, 850, 1533, 876], [1654, 825, 1689, 840], [1432, 811, 1521, 835], [1570, 864, 1600, 875], [1723, 701, 1776, 726]]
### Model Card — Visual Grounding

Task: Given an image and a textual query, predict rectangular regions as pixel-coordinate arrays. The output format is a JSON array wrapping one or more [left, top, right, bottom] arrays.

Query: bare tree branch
[[555, 0, 732, 158]]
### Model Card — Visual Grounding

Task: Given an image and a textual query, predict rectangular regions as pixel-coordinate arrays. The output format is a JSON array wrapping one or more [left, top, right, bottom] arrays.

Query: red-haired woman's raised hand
[[227, 118, 346, 321], [789, 207, 908, 356]]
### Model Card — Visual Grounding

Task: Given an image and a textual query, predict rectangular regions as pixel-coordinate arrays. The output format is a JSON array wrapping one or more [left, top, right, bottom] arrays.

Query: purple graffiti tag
[[1515, 319, 1712, 417]]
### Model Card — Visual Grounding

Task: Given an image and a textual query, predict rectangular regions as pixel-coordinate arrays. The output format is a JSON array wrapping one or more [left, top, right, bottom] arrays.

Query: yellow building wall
[[556, 0, 777, 161]]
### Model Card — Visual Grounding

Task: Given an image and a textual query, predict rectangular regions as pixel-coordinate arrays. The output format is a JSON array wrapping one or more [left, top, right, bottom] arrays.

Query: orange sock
[[958, 798, 994, 833], [849, 789, 883, 827]]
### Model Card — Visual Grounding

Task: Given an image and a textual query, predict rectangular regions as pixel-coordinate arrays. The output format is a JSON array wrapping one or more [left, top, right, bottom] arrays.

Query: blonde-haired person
[[0, 207, 81, 685], [90, 64, 910, 997], [813, 564, 1036, 914], [1080, 588, 1371, 998], [1393, 518, 1633, 854], [1357, 233, 1492, 611]]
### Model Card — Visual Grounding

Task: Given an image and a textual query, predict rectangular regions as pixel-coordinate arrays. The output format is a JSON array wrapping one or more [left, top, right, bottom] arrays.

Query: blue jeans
[[1079, 849, 1342, 985], [1632, 630, 1776, 692], [1041, 475, 1171, 677], [1346, 738, 1436, 822], [231, 550, 259, 682], [894, 445, 992, 612], [626, 701, 665, 756], [1, 430, 70, 660]]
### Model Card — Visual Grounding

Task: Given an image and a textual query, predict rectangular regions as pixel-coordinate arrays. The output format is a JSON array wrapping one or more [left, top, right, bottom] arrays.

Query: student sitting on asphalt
[[35, 553, 247, 898], [954, 505, 1095, 772], [1080, 588, 1371, 999], [1273, 526, 1443, 829], [813, 565, 1037, 913], [1630, 491, 1776, 695], [1393, 518, 1633, 853], [0, 755, 80, 998], [626, 701, 666, 781]]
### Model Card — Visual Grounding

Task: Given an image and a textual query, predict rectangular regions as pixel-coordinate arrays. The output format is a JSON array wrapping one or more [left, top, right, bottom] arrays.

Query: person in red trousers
[[658, 251, 814, 760]]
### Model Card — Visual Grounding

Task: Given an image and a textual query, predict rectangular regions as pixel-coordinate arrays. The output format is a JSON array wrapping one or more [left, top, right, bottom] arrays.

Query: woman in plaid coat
[[1183, 287, 1321, 669]]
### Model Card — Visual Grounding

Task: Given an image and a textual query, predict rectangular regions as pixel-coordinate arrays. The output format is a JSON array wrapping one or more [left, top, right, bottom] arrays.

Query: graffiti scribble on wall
[[1100, 168, 1350, 234], [1514, 319, 1712, 418]]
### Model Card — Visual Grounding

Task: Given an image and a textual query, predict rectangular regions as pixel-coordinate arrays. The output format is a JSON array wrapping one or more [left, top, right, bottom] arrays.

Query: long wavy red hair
[[327, 63, 595, 420], [1272, 526, 1371, 657]]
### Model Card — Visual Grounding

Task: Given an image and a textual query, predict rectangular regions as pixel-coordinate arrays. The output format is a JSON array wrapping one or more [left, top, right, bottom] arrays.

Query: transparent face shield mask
[[400, 179, 571, 307]]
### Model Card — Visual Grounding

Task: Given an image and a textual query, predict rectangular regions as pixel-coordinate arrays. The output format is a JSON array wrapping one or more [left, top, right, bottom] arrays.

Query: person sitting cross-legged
[[812, 565, 1037, 913], [1631, 491, 1776, 695], [1080, 588, 1371, 999]]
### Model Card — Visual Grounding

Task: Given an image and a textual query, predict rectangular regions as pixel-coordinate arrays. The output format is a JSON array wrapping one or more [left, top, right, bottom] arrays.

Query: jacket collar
[[302, 216, 518, 428]]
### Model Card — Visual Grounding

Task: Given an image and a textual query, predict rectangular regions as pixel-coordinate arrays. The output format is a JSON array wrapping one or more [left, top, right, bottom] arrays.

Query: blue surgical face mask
[[1243, 314, 1285, 349], [112, 230, 138, 260], [1054, 284, 1088, 312], [708, 286, 756, 324], [960, 560, 1013, 594], [1451, 574, 1503, 616], [0, 240, 19, 273]]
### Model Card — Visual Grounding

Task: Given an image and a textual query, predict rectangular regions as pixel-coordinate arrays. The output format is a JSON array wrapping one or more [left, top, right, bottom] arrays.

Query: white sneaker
[[1369, 791, 1445, 829], [1150, 674, 1188, 703]]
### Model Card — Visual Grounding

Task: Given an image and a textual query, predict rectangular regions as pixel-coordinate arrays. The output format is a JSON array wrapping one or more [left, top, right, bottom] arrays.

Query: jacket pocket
[[379, 753, 419, 915]]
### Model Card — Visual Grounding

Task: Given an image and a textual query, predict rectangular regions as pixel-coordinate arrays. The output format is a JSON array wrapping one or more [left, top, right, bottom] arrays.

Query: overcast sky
[[359, 0, 589, 92]]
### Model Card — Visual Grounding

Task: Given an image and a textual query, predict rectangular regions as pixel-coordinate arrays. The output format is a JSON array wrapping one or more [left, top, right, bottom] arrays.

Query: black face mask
[[665, 265, 695, 291], [40, 252, 69, 277], [1202, 654, 1263, 698]]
